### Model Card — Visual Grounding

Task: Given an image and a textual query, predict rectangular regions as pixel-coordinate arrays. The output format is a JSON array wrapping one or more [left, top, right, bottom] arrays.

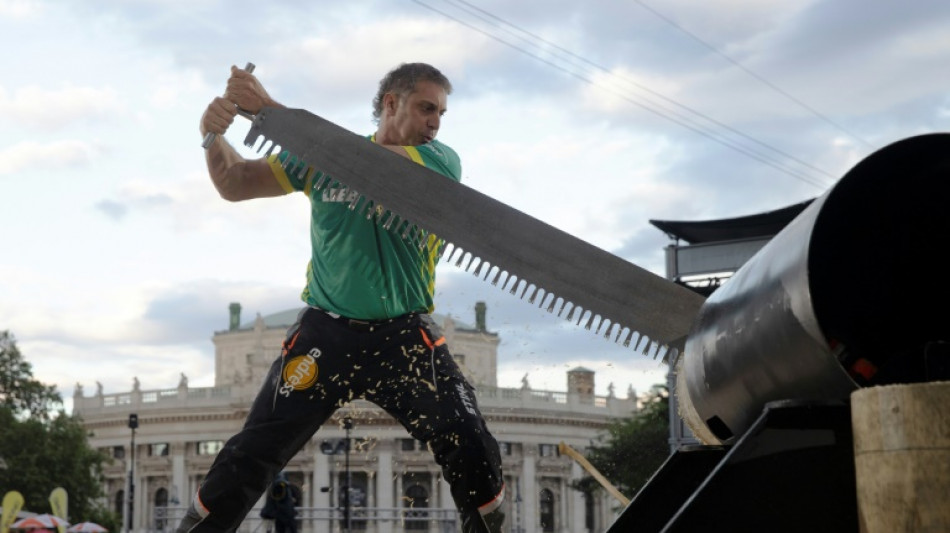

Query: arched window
[[404, 484, 429, 531], [539, 488, 555, 532], [154, 487, 169, 530]]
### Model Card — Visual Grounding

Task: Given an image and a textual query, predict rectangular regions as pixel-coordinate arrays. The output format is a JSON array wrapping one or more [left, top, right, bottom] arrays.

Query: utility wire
[[633, 0, 875, 151], [411, 0, 838, 189], [440, 0, 837, 187]]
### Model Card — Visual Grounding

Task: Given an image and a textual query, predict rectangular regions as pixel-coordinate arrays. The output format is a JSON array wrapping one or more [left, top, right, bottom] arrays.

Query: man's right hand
[[199, 96, 239, 140]]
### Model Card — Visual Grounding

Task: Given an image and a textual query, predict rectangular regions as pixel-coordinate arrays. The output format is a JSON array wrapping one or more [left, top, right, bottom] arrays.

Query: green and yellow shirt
[[268, 137, 462, 320]]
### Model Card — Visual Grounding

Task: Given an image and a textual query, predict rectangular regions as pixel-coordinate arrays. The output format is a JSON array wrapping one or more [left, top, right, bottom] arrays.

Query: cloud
[[95, 199, 129, 220], [138, 280, 303, 345], [0, 84, 123, 131], [23, 338, 216, 404], [94, 189, 174, 221], [0, 139, 99, 175], [0, 0, 43, 18]]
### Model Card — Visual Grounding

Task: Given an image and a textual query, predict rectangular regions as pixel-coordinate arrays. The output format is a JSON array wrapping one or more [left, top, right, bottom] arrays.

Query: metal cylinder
[[680, 133, 950, 444]]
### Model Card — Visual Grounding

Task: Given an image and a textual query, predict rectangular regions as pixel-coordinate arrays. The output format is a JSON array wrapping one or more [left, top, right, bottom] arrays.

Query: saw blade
[[244, 107, 705, 362]]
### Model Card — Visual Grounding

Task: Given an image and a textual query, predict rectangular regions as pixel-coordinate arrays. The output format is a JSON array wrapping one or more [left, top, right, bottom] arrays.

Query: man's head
[[373, 62, 452, 146]]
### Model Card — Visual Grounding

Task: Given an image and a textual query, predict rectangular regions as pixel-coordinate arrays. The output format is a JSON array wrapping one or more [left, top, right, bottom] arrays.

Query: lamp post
[[342, 416, 353, 533], [128, 413, 138, 533], [320, 417, 354, 533]]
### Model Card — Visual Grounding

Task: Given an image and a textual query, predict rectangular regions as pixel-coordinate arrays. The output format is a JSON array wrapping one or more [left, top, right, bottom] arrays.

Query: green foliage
[[0, 331, 117, 527], [83, 507, 122, 533], [0, 330, 63, 419], [578, 384, 671, 501]]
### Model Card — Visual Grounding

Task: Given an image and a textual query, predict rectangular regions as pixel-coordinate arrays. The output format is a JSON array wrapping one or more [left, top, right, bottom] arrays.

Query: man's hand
[[199, 96, 238, 139], [225, 65, 279, 115]]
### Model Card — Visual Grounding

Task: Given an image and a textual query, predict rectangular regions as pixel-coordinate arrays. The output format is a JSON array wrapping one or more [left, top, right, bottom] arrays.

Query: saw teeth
[[491, 269, 504, 286], [585, 313, 597, 331], [526, 286, 538, 304]]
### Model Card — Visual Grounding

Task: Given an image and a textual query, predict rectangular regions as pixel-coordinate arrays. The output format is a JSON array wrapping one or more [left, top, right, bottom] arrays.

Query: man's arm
[[199, 66, 287, 201]]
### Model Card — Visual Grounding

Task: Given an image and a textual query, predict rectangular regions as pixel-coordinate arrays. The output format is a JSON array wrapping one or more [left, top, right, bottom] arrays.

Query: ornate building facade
[[74, 302, 639, 533]]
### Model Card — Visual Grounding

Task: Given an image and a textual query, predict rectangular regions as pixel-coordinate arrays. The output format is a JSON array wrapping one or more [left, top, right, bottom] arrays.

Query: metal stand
[[608, 400, 858, 533]]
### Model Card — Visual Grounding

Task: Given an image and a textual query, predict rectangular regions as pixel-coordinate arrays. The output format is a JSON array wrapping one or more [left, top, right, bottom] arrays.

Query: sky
[[2, 0, 949, 413]]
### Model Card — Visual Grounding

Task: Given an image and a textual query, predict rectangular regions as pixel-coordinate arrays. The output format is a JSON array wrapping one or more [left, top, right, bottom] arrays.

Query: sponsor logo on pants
[[456, 382, 477, 415], [279, 348, 321, 397]]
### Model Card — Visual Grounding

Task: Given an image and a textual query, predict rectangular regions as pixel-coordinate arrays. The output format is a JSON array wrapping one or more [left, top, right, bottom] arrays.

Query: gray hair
[[372, 63, 453, 123]]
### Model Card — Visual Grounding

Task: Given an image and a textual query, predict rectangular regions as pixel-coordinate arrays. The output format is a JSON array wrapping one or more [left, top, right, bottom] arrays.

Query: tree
[[0, 331, 119, 529], [578, 384, 671, 502], [0, 330, 62, 419]]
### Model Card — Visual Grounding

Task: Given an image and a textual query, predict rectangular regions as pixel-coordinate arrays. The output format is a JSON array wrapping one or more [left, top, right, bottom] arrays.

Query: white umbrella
[[66, 522, 107, 533], [12, 514, 70, 530]]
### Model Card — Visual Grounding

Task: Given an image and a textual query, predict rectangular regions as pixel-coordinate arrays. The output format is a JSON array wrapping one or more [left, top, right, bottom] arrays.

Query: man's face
[[386, 80, 448, 146]]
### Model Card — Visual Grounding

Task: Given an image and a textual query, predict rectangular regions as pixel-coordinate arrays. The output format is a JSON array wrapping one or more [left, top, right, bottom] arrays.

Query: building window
[[150, 443, 169, 456], [113, 446, 125, 459], [539, 488, 555, 532], [499, 442, 512, 455], [539, 443, 558, 457], [584, 490, 595, 531], [401, 439, 417, 451], [154, 488, 169, 530], [114, 490, 124, 517], [197, 441, 224, 456], [404, 482, 430, 531]]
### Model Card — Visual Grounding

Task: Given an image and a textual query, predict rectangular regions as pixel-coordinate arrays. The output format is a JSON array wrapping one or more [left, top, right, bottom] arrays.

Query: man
[[176, 63, 505, 533], [259, 472, 296, 533]]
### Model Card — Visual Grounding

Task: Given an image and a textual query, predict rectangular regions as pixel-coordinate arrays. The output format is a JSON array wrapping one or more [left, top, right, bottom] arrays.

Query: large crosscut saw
[[243, 107, 705, 362]]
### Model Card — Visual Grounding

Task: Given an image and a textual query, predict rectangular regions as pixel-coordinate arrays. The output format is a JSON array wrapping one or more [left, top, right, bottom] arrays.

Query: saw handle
[[202, 62, 256, 149]]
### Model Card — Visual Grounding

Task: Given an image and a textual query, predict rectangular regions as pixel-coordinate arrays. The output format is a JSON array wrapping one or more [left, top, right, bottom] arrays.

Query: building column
[[172, 444, 186, 507], [136, 472, 147, 533], [435, 473, 449, 508], [521, 448, 537, 533], [314, 450, 331, 509], [376, 449, 393, 533], [570, 462, 585, 533], [438, 472, 453, 527]]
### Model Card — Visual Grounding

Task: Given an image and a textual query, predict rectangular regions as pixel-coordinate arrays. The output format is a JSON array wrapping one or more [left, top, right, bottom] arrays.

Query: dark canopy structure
[[649, 199, 814, 245]]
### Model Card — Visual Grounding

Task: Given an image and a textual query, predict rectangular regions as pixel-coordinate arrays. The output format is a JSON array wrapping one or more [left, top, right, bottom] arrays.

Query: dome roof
[[241, 307, 305, 329]]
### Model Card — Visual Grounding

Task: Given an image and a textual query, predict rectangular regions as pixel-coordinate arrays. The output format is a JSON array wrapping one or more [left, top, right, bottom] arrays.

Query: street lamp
[[128, 413, 138, 533], [343, 416, 353, 533], [319, 416, 354, 533]]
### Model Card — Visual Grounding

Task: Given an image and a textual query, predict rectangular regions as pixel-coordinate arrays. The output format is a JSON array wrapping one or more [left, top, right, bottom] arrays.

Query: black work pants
[[188, 308, 505, 531]]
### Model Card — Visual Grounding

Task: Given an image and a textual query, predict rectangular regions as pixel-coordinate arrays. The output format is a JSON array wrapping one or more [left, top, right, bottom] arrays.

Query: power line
[[633, 0, 875, 151], [410, 0, 839, 189], [442, 0, 837, 187]]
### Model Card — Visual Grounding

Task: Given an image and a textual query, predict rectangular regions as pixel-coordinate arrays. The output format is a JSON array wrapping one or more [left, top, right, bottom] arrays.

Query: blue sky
[[3, 0, 949, 411]]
